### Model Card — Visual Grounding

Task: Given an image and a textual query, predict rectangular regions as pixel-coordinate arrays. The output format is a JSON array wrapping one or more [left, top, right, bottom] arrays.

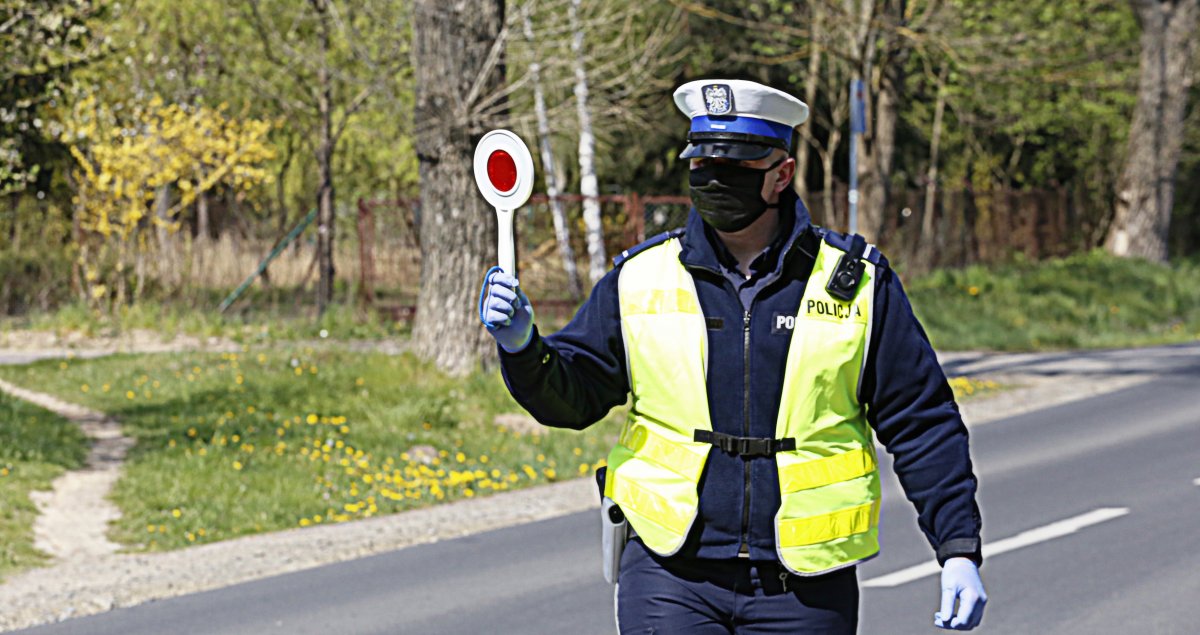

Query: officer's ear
[[773, 156, 796, 193]]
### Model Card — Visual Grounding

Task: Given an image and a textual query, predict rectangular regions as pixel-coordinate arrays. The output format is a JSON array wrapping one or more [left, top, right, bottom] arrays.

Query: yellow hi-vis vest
[[604, 235, 881, 576]]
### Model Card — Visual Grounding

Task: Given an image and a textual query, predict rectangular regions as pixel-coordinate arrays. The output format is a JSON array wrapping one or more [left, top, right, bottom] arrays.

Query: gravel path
[[0, 380, 133, 561], [0, 342, 1193, 632]]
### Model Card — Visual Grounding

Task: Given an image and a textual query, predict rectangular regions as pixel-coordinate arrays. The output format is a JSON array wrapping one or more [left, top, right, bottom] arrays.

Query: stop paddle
[[473, 130, 535, 276]]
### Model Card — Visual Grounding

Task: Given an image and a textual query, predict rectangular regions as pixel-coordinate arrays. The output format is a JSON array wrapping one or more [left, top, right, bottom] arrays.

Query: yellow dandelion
[[171, 508, 182, 518]]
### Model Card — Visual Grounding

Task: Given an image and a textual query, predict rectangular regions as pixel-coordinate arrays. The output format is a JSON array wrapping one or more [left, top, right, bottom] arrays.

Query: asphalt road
[[13, 354, 1200, 634]]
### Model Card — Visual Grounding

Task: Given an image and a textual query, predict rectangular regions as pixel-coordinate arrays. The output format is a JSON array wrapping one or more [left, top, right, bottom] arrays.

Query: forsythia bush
[[59, 94, 275, 307]]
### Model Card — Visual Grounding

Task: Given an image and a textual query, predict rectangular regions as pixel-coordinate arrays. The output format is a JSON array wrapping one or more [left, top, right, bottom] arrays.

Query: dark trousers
[[616, 538, 859, 635]]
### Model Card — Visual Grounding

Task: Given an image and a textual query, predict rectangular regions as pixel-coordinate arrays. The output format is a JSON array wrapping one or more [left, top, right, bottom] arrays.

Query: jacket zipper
[[740, 309, 752, 554]]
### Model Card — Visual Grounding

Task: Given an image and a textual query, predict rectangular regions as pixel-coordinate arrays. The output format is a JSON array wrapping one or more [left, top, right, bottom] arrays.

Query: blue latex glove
[[478, 267, 535, 353], [935, 557, 987, 630]]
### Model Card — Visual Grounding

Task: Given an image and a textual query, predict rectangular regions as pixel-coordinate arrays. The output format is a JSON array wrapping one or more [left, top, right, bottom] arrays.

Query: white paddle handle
[[496, 208, 515, 275]]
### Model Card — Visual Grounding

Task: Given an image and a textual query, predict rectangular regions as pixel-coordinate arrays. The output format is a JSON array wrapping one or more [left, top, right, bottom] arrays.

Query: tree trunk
[[920, 67, 948, 271], [154, 184, 177, 288], [524, 8, 582, 302], [570, 0, 607, 286], [69, 171, 84, 302], [411, 0, 506, 375], [314, 0, 336, 315], [196, 190, 210, 240], [795, 3, 823, 202], [821, 130, 841, 228], [847, 0, 907, 243], [1105, 0, 1198, 262]]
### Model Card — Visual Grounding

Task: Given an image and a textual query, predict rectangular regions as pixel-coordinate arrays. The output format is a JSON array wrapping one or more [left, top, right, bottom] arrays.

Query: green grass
[[909, 251, 1200, 351], [0, 391, 89, 578], [1, 295, 407, 344], [0, 350, 623, 552]]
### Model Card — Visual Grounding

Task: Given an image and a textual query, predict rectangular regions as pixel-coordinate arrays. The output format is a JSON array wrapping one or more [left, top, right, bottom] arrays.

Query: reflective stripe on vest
[[606, 236, 881, 574]]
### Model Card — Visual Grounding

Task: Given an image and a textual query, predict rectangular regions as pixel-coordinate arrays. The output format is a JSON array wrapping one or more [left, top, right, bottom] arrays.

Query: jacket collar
[[678, 188, 813, 273]]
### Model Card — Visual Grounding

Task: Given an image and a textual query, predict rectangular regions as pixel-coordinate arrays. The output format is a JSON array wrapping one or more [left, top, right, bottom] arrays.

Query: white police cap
[[674, 79, 809, 161]]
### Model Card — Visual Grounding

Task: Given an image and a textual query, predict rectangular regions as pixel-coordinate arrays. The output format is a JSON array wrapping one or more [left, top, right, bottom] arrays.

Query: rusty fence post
[[357, 198, 376, 307]]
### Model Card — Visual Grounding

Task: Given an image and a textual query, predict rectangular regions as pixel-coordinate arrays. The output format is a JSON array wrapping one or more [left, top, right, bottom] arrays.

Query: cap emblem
[[703, 84, 734, 116]]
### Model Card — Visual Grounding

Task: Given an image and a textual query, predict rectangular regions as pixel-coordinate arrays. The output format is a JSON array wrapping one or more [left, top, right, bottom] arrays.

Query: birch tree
[[569, 0, 606, 285], [523, 3, 582, 301]]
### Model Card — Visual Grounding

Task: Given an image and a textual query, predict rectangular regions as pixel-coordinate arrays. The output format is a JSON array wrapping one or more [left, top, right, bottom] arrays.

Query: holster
[[596, 467, 628, 584]]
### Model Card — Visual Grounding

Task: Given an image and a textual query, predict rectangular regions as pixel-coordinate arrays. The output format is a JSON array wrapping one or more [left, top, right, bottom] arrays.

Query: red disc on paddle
[[487, 150, 518, 193]]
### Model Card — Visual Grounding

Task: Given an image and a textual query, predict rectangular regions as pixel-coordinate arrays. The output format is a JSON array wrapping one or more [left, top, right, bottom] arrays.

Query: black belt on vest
[[694, 430, 796, 457]]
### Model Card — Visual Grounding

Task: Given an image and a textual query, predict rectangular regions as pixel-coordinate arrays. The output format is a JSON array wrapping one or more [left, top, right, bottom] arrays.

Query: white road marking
[[1194, 477, 1200, 487], [862, 507, 1130, 588]]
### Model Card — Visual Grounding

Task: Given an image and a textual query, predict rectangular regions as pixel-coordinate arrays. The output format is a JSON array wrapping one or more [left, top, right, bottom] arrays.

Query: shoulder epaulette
[[612, 228, 686, 267]]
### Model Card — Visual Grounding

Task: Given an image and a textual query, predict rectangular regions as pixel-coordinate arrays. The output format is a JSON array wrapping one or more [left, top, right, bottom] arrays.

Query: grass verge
[[0, 391, 89, 578], [1, 295, 407, 344], [0, 349, 621, 552], [909, 251, 1200, 351]]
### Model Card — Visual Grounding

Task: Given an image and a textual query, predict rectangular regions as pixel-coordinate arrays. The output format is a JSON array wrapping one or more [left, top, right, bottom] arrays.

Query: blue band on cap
[[690, 115, 794, 147]]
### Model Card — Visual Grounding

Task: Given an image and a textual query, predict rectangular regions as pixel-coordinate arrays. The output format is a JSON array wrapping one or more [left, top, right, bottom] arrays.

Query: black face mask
[[688, 158, 785, 232]]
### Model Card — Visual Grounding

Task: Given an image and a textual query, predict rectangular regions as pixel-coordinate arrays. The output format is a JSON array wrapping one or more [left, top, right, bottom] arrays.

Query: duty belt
[[694, 430, 796, 458]]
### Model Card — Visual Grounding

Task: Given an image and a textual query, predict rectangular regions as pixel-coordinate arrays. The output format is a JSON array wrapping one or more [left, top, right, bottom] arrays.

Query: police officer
[[479, 79, 986, 634]]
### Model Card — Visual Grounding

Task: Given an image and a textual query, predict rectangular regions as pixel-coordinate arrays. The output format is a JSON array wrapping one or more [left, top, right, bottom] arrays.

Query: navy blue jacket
[[499, 191, 983, 566]]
